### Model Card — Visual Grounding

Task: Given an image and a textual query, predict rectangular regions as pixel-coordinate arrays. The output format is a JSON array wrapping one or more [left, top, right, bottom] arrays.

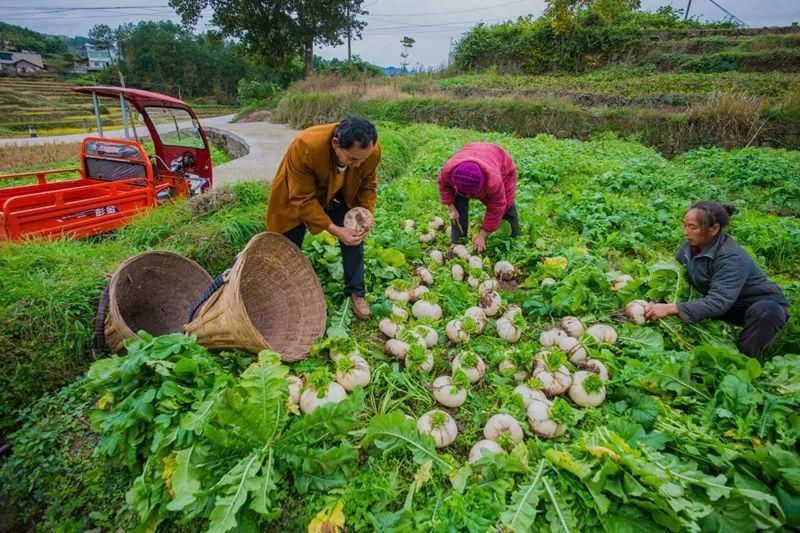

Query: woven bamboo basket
[[104, 251, 213, 353], [184, 232, 327, 362]]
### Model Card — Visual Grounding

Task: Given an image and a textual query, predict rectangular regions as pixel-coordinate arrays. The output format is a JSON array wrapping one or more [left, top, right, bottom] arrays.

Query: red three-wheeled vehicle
[[0, 86, 214, 241]]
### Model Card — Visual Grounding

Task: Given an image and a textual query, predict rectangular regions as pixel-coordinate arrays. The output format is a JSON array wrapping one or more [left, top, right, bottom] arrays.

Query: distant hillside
[[0, 21, 73, 57]]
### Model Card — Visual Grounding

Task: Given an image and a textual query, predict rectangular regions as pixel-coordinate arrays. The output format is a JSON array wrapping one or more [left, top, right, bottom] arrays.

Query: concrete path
[[208, 120, 298, 187], [0, 114, 300, 188]]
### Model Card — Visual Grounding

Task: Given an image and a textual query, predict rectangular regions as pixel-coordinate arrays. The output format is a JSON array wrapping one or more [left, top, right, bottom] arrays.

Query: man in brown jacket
[[266, 116, 380, 319]]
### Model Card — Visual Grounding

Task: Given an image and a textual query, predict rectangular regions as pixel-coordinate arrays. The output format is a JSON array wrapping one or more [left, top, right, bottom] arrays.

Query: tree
[[169, 0, 368, 78], [400, 36, 415, 73], [108, 21, 248, 102], [88, 24, 115, 50]]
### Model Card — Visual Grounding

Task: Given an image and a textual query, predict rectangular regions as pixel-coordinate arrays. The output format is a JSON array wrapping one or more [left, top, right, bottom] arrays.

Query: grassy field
[[0, 77, 237, 137], [0, 122, 798, 531]]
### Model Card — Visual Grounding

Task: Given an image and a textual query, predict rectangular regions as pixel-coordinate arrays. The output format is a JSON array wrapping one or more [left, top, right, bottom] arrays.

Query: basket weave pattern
[[184, 232, 327, 361], [105, 251, 213, 353]]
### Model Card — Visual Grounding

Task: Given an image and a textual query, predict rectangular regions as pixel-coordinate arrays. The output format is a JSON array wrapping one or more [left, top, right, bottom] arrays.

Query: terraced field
[[0, 77, 237, 137]]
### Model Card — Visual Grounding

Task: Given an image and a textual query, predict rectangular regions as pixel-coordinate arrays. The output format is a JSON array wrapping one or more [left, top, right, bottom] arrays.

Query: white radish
[[494, 261, 516, 281], [478, 279, 499, 294], [335, 354, 371, 391], [467, 275, 481, 289], [533, 353, 572, 396], [446, 319, 469, 344], [428, 216, 445, 231], [527, 397, 565, 439], [415, 266, 435, 286], [541, 278, 557, 287], [397, 328, 427, 348], [414, 325, 439, 348], [452, 353, 486, 383], [451, 264, 465, 281], [561, 316, 584, 338], [343, 207, 374, 235], [412, 300, 443, 320], [453, 244, 471, 259], [496, 317, 522, 343], [502, 305, 522, 321], [405, 344, 434, 373], [409, 285, 429, 303], [468, 256, 484, 270], [287, 375, 303, 412], [514, 384, 547, 408], [483, 414, 524, 444], [385, 286, 410, 303], [403, 219, 415, 232], [392, 305, 410, 323], [469, 439, 505, 463], [579, 359, 609, 381], [385, 339, 411, 358], [569, 370, 607, 407], [499, 359, 528, 382], [586, 324, 618, 344], [464, 306, 488, 333], [480, 290, 502, 317], [429, 249, 445, 265], [432, 375, 467, 408], [379, 318, 400, 338], [300, 382, 347, 414], [417, 409, 458, 448], [625, 300, 648, 325], [419, 230, 436, 243], [539, 328, 567, 347], [557, 336, 588, 364]]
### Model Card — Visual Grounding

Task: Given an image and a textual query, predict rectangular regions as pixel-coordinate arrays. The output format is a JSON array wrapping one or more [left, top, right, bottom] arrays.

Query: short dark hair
[[688, 200, 737, 230], [334, 116, 377, 149]]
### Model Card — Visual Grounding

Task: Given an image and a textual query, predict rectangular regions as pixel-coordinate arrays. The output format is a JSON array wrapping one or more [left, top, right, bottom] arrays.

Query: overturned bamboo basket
[[184, 232, 327, 362], [101, 251, 213, 353]]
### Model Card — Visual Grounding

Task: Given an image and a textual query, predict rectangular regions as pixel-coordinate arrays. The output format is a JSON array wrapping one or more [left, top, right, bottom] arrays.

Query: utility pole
[[347, 3, 352, 63], [684, 0, 692, 21]]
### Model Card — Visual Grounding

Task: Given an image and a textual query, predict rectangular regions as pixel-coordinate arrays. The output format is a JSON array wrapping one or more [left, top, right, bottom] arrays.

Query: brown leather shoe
[[350, 295, 371, 320]]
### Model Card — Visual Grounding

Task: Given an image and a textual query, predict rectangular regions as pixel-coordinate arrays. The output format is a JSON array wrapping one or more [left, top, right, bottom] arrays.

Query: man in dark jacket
[[646, 201, 788, 359]]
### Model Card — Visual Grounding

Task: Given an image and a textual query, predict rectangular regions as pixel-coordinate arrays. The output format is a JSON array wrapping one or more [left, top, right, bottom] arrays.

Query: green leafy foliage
[[3, 121, 800, 531]]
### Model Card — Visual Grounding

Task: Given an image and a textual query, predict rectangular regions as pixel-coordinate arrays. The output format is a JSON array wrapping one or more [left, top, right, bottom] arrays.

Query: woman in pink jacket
[[437, 142, 520, 253]]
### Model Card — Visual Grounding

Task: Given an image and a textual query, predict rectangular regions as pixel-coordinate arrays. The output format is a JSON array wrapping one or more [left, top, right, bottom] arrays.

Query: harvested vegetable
[[418, 409, 458, 448]]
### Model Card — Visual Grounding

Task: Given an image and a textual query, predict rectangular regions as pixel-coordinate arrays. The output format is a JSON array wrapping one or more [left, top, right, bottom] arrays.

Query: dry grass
[[688, 91, 764, 147], [0, 142, 80, 173]]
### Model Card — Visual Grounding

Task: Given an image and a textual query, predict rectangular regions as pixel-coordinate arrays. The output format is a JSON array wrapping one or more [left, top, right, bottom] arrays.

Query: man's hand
[[329, 224, 365, 246], [645, 302, 678, 321], [473, 230, 488, 253]]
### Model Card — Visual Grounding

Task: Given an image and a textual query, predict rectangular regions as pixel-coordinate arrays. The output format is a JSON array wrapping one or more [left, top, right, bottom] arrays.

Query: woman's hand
[[448, 204, 459, 222], [473, 230, 489, 253], [645, 302, 678, 320]]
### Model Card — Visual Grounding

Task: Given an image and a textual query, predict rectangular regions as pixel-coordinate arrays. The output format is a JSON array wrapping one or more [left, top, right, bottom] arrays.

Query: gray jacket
[[676, 232, 788, 324]]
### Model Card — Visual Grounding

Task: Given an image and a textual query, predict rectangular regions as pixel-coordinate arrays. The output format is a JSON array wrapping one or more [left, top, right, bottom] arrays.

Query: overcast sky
[[2, 0, 799, 67]]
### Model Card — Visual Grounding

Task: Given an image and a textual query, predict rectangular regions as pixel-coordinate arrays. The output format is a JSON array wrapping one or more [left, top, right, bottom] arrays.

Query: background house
[[0, 49, 45, 74], [84, 43, 115, 71]]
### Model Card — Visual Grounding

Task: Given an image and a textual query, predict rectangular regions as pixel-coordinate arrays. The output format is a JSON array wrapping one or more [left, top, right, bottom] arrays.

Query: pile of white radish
[[296, 339, 375, 415], [387, 218, 627, 453]]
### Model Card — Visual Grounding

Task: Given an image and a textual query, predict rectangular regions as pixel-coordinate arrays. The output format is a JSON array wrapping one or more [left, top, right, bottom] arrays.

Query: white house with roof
[[84, 43, 116, 71]]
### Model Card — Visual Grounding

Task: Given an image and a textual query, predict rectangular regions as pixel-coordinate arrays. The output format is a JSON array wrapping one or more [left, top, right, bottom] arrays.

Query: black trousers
[[721, 299, 788, 359], [283, 198, 365, 298], [451, 195, 521, 244]]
